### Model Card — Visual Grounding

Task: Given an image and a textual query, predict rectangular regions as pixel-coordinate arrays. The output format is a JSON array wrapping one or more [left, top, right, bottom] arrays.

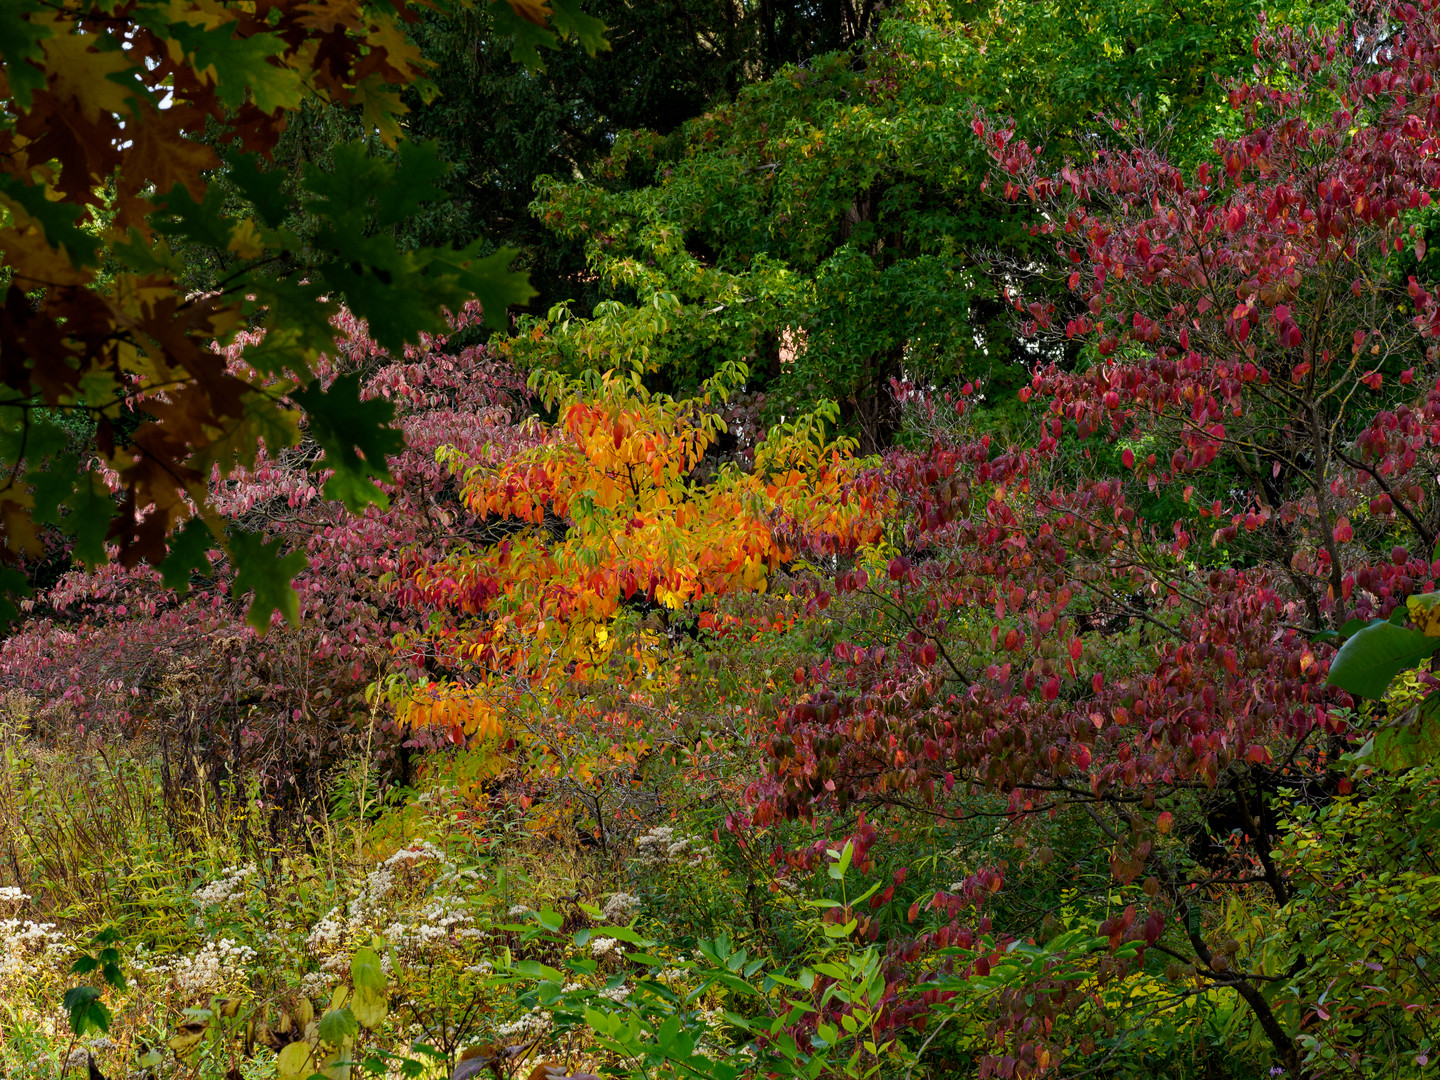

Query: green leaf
[[153, 183, 234, 250], [1360, 702, 1440, 770], [62, 986, 111, 1036], [0, 566, 31, 624], [486, 0, 561, 70], [576, 926, 651, 945], [228, 531, 307, 632], [0, 3, 52, 108], [512, 959, 566, 981], [0, 174, 101, 265], [291, 373, 403, 512], [424, 241, 537, 331], [160, 518, 217, 594], [155, 22, 299, 109], [352, 946, 385, 991], [29, 454, 80, 525], [1326, 621, 1440, 699], [656, 1014, 682, 1053], [317, 1006, 359, 1044], [549, 0, 609, 54], [64, 472, 115, 568], [302, 141, 450, 232], [225, 152, 291, 230]]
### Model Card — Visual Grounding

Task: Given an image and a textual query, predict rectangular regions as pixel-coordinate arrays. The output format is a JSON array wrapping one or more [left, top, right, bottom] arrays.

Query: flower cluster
[[0, 887, 30, 908], [496, 1006, 552, 1039], [384, 896, 483, 956], [0, 917, 65, 982], [171, 938, 257, 996], [193, 864, 255, 908], [602, 892, 640, 923], [589, 936, 620, 958], [635, 825, 712, 868]]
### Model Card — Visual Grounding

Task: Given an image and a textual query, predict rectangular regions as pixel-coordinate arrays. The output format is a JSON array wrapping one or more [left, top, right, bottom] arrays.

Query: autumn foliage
[[394, 363, 882, 743], [4, 1, 1440, 1078]]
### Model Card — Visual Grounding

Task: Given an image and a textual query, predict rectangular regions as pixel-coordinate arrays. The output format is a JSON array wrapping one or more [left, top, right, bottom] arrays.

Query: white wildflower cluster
[[635, 826, 712, 868], [496, 1006, 552, 1039], [382, 840, 446, 870], [0, 886, 30, 908], [384, 896, 483, 954], [589, 936, 620, 958], [300, 971, 338, 997], [507, 904, 531, 919], [597, 983, 631, 1003], [193, 863, 255, 908], [307, 907, 351, 954], [466, 961, 494, 976], [171, 937, 256, 996], [602, 892, 640, 923], [658, 967, 688, 982], [128, 942, 172, 979], [0, 917, 65, 981], [307, 842, 458, 958]]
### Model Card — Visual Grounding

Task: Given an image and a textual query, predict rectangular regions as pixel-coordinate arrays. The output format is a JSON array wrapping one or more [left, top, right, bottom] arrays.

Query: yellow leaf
[[226, 218, 266, 260], [38, 17, 141, 123], [353, 74, 407, 148], [167, 1027, 205, 1058], [276, 1040, 314, 1080], [351, 985, 387, 1029], [0, 224, 92, 286]]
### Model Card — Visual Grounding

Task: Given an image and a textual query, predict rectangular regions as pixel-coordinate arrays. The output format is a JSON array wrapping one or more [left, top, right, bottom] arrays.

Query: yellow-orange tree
[[389, 362, 884, 795]]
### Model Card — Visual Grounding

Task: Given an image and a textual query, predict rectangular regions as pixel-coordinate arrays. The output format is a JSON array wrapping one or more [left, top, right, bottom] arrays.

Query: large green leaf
[[228, 531, 307, 632], [291, 373, 404, 512], [160, 518, 217, 593], [316, 1005, 358, 1045], [1325, 620, 1440, 700]]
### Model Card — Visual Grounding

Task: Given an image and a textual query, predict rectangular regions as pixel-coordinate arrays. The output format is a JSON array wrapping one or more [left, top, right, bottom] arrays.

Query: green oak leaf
[[292, 373, 403, 512], [228, 531, 307, 632], [158, 24, 302, 112], [152, 183, 234, 250], [486, 0, 561, 70], [550, 0, 609, 55], [65, 472, 116, 568], [225, 152, 291, 230], [302, 141, 450, 231], [160, 517, 217, 593], [425, 241, 537, 330], [0, 5, 53, 108]]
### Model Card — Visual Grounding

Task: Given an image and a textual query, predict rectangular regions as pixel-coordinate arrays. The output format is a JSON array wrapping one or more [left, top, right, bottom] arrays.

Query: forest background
[[1, 0, 1439, 1077]]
